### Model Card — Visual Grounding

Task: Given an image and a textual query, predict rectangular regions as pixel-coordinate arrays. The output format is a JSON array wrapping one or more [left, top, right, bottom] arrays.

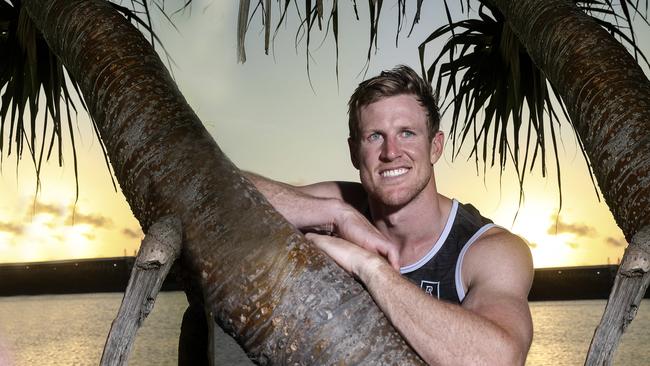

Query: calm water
[[0, 293, 648, 365]]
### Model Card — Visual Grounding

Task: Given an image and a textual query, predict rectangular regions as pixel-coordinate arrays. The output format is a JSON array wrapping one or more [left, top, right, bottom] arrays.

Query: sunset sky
[[0, 1, 648, 268]]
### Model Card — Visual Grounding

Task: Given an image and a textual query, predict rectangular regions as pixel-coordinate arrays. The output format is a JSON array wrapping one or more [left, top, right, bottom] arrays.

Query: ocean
[[0, 292, 648, 365]]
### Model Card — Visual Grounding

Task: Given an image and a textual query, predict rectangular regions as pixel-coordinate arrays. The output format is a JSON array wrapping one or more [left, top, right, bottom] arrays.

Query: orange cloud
[[122, 227, 143, 239], [0, 221, 23, 236], [547, 214, 596, 237], [32, 202, 64, 217], [22, 198, 111, 229], [606, 236, 626, 247], [67, 208, 113, 228]]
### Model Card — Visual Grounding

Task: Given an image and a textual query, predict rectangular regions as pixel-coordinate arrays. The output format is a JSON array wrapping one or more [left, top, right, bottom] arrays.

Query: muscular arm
[[308, 229, 533, 365], [243, 172, 400, 268], [244, 172, 360, 232]]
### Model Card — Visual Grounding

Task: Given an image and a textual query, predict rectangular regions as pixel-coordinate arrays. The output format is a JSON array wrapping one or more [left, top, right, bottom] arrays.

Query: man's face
[[349, 94, 443, 208]]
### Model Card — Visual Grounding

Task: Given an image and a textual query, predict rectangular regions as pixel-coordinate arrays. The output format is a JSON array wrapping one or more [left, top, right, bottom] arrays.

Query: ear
[[348, 137, 360, 169], [429, 131, 444, 165]]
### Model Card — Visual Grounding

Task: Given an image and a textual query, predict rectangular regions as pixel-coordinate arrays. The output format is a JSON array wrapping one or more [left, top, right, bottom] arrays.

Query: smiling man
[[245, 65, 533, 365]]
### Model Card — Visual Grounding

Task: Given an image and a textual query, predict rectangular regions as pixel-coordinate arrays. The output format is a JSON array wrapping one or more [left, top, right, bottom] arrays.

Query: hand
[[332, 205, 401, 271], [306, 233, 389, 278]]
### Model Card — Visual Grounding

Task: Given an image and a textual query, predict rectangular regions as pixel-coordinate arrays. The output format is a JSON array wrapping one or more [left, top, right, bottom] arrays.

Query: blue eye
[[401, 130, 415, 138], [367, 132, 383, 142]]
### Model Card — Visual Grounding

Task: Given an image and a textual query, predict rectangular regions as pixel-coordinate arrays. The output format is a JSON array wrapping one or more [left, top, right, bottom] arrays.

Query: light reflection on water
[[0, 293, 648, 365], [0, 292, 197, 366], [528, 300, 650, 365]]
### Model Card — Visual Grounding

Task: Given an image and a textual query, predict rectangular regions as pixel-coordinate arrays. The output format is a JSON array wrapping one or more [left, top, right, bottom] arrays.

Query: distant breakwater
[[0, 257, 644, 300], [0, 257, 181, 296]]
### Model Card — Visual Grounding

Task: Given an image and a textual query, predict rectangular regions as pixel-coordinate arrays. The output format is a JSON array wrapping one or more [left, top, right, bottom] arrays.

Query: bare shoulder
[[299, 181, 368, 211], [471, 227, 532, 258], [463, 227, 534, 295], [462, 227, 534, 355]]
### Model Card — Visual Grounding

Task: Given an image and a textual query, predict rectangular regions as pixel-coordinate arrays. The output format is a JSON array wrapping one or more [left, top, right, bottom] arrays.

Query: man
[[245, 65, 533, 365]]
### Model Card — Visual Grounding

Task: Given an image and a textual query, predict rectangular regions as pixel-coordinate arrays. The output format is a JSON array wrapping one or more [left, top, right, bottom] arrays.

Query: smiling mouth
[[380, 168, 409, 178]]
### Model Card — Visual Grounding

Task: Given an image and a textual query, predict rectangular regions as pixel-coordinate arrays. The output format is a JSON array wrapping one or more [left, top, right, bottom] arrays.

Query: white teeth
[[381, 168, 408, 177]]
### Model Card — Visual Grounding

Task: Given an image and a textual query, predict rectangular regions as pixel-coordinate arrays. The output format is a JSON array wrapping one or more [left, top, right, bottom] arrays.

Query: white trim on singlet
[[455, 223, 500, 302], [399, 199, 459, 274]]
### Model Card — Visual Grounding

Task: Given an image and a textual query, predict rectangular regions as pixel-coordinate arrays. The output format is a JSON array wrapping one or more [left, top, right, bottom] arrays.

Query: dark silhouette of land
[[528, 265, 631, 301], [0, 257, 181, 296], [0, 257, 644, 300]]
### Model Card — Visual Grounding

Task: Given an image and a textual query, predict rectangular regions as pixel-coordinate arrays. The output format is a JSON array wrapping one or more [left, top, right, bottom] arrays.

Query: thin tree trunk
[[493, 0, 650, 240], [21, 0, 425, 363], [585, 225, 650, 365], [490, 0, 650, 363], [101, 216, 182, 365]]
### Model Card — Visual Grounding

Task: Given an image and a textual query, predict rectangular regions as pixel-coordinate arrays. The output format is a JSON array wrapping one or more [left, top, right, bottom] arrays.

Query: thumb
[[305, 232, 322, 245], [387, 247, 400, 271]]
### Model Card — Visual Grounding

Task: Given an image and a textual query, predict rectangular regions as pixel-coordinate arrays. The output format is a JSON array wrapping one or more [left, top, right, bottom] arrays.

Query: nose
[[380, 136, 401, 161]]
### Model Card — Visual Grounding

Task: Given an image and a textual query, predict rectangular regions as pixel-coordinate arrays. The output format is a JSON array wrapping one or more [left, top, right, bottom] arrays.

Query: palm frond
[[0, 0, 173, 198], [418, 0, 650, 204], [579, 0, 650, 68], [239, 1, 428, 80], [420, 3, 569, 204], [0, 1, 81, 195], [237, 0, 251, 63], [240, 0, 348, 88], [237, 0, 649, 204], [113, 1, 179, 74]]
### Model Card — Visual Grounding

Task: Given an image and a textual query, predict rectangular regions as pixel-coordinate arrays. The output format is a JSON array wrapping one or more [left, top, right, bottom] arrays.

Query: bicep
[[462, 287, 533, 353], [461, 231, 534, 351]]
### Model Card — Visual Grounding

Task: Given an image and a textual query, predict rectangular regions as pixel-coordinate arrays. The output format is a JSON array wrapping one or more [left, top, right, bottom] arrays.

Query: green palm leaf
[[0, 0, 168, 198]]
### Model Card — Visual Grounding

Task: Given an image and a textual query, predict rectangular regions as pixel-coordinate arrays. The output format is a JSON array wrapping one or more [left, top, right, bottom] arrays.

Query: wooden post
[[101, 216, 182, 366], [206, 309, 219, 366], [585, 225, 650, 365], [177, 307, 224, 365], [178, 304, 209, 365]]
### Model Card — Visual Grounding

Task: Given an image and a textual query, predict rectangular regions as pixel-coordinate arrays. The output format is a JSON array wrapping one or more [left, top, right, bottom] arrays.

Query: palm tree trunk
[[21, 0, 424, 364], [489, 0, 650, 363]]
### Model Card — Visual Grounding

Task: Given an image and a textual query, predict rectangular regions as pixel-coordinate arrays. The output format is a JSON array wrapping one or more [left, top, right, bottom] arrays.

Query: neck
[[369, 181, 453, 267]]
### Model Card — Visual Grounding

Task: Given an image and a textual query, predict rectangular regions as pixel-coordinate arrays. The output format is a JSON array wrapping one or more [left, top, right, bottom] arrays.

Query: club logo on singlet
[[420, 280, 440, 299]]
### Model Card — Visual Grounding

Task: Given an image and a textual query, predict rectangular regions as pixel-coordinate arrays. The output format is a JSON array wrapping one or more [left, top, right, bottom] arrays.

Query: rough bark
[[585, 226, 650, 365], [492, 0, 650, 240], [490, 0, 650, 363], [22, 0, 425, 364], [101, 216, 182, 365]]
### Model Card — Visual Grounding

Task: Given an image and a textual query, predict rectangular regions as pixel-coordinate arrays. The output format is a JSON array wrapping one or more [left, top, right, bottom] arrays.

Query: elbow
[[445, 334, 528, 366]]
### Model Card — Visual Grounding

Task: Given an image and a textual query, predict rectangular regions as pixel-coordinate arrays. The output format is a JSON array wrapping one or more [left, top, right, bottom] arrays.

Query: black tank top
[[400, 200, 494, 304]]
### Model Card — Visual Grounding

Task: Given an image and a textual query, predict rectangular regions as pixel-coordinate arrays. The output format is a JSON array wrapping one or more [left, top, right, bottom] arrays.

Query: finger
[[387, 248, 400, 271], [306, 233, 338, 255], [306, 234, 355, 274]]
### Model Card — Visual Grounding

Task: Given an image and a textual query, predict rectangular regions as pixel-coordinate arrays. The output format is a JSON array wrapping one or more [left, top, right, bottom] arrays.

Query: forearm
[[247, 174, 401, 268], [243, 172, 341, 231], [359, 259, 524, 365]]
